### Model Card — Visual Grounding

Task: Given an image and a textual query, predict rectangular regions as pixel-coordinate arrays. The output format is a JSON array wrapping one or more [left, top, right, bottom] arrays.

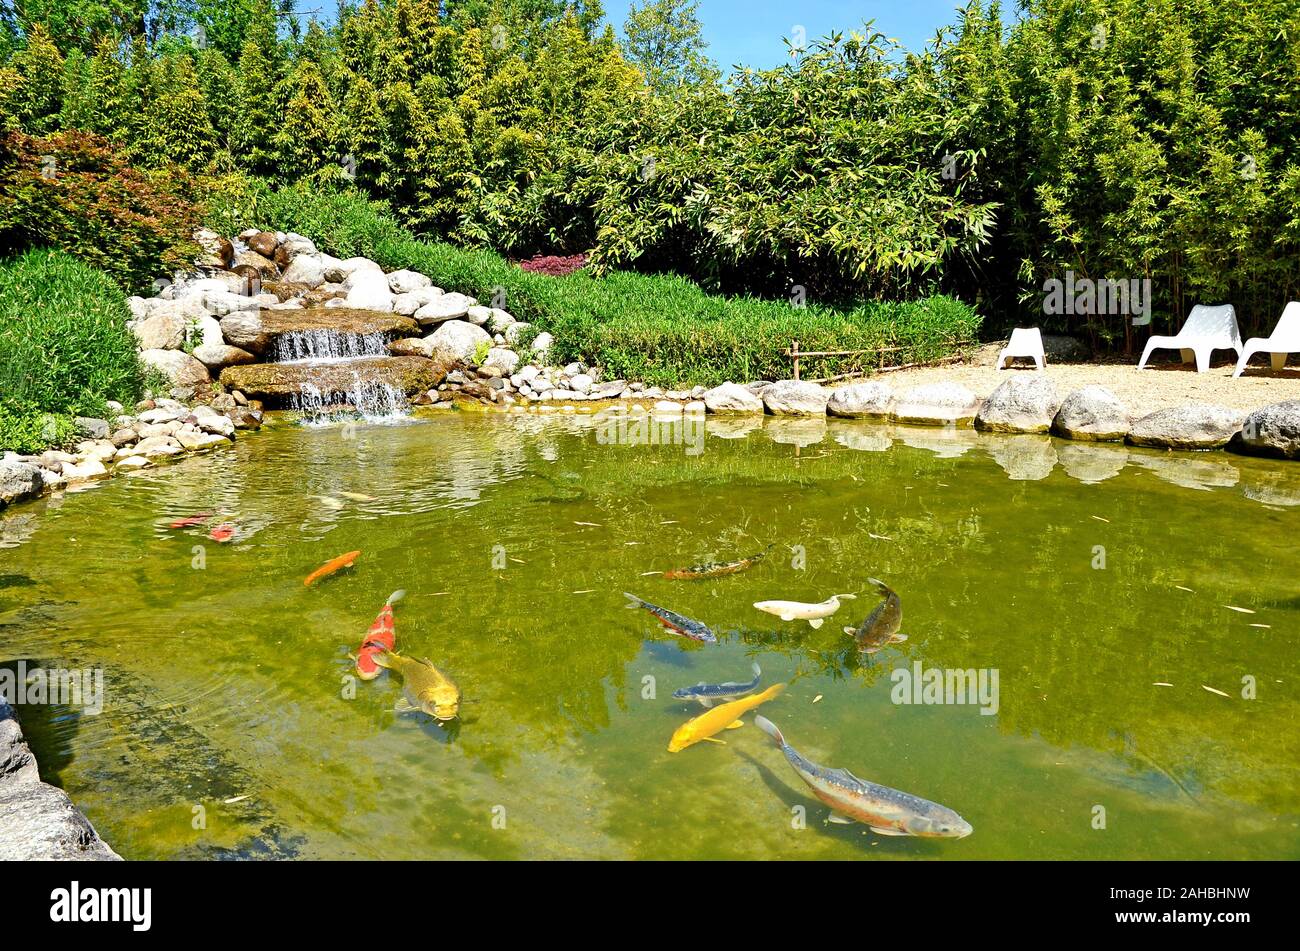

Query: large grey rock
[[343, 268, 395, 312], [0, 461, 43, 507], [192, 343, 255, 370], [393, 289, 439, 316], [219, 311, 271, 354], [703, 382, 764, 414], [1128, 405, 1245, 450], [892, 383, 980, 426], [129, 310, 187, 350], [1053, 386, 1130, 441], [281, 252, 341, 288], [387, 269, 432, 294], [415, 293, 478, 325], [484, 348, 520, 375], [1232, 400, 1300, 460], [975, 374, 1060, 433], [826, 381, 893, 419], [0, 701, 120, 860], [762, 379, 830, 416], [424, 320, 492, 364], [139, 349, 211, 387]]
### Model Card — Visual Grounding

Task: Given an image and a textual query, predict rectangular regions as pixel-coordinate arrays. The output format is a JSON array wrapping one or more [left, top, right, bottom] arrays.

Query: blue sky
[[662, 0, 971, 68]]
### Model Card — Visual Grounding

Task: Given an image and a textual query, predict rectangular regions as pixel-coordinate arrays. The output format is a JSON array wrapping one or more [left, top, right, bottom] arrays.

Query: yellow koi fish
[[667, 682, 785, 752]]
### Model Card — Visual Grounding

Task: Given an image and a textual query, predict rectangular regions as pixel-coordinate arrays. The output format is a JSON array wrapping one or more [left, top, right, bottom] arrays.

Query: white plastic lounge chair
[[1233, 301, 1300, 377], [997, 327, 1046, 370], [1137, 304, 1241, 373]]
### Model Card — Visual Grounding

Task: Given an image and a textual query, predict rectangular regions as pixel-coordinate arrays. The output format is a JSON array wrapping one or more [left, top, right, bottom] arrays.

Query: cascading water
[[272, 329, 390, 363], [272, 329, 413, 424]]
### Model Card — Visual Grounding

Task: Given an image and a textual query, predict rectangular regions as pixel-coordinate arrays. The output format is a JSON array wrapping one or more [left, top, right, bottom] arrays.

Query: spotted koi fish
[[623, 593, 718, 644], [351, 590, 404, 681], [662, 544, 774, 580]]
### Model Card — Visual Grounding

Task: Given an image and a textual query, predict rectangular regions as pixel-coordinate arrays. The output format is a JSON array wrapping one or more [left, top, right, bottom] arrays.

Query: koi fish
[[662, 544, 774, 580], [623, 593, 717, 643], [304, 550, 361, 586], [169, 513, 214, 529], [753, 593, 856, 628], [845, 578, 906, 654], [337, 492, 374, 502], [208, 523, 235, 543], [351, 590, 404, 681], [370, 647, 461, 721], [754, 715, 972, 838], [667, 683, 785, 752], [672, 662, 762, 707]]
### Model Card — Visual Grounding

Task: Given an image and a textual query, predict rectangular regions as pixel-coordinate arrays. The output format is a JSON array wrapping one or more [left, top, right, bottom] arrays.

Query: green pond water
[[2, 407, 1299, 860]]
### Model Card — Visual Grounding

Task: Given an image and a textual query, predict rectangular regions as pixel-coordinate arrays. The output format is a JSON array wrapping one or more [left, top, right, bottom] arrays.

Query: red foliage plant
[[517, 252, 587, 276], [0, 131, 202, 293]]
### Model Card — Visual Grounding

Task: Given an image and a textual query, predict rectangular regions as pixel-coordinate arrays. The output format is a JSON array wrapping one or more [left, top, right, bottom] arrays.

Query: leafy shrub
[[0, 130, 202, 293], [0, 403, 76, 455], [260, 184, 981, 385], [0, 247, 145, 451]]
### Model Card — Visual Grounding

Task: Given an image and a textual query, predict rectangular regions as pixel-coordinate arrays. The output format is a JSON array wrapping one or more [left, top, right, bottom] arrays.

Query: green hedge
[[0, 248, 145, 452], [255, 185, 982, 386]]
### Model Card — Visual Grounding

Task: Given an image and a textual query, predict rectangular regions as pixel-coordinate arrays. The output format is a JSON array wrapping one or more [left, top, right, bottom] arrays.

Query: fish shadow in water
[[642, 641, 697, 668], [733, 749, 947, 856]]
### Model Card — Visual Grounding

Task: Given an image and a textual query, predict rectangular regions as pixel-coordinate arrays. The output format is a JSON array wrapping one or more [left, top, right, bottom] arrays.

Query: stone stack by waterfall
[[127, 228, 542, 422]]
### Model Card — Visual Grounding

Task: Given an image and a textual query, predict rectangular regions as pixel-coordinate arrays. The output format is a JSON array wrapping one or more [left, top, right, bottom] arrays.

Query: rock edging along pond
[[0, 699, 120, 860]]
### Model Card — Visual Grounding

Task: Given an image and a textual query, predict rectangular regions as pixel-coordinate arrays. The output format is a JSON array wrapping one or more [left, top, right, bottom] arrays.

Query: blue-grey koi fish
[[623, 593, 718, 644], [672, 662, 762, 706], [754, 715, 972, 838]]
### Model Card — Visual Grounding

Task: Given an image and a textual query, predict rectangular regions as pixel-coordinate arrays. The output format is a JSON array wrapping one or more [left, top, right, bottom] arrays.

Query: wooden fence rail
[[784, 338, 968, 383]]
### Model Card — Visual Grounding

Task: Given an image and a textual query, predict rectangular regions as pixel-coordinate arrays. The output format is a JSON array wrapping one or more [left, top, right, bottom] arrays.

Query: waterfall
[[291, 375, 411, 425], [271, 331, 413, 423], [272, 329, 389, 363]]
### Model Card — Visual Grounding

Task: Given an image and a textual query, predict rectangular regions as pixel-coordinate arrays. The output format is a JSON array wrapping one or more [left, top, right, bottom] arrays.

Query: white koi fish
[[753, 593, 855, 629]]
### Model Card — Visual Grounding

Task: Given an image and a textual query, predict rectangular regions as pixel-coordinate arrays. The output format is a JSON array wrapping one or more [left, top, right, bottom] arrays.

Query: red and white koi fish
[[351, 590, 405, 681]]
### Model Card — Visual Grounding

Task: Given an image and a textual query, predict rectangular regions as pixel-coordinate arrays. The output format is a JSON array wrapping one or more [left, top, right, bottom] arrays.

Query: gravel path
[[855, 349, 1300, 414]]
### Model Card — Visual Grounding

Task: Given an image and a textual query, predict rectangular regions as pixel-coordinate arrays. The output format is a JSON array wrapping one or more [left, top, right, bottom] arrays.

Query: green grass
[[254, 184, 982, 386], [0, 248, 145, 453]]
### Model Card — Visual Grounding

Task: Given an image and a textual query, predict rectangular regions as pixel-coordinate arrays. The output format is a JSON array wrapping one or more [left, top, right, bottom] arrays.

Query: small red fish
[[169, 513, 214, 529], [208, 524, 235, 543], [353, 590, 405, 681]]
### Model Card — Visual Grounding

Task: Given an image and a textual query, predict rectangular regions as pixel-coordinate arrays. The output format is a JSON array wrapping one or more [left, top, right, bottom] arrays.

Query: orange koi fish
[[169, 513, 214, 529], [208, 524, 235, 543], [304, 550, 361, 586]]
